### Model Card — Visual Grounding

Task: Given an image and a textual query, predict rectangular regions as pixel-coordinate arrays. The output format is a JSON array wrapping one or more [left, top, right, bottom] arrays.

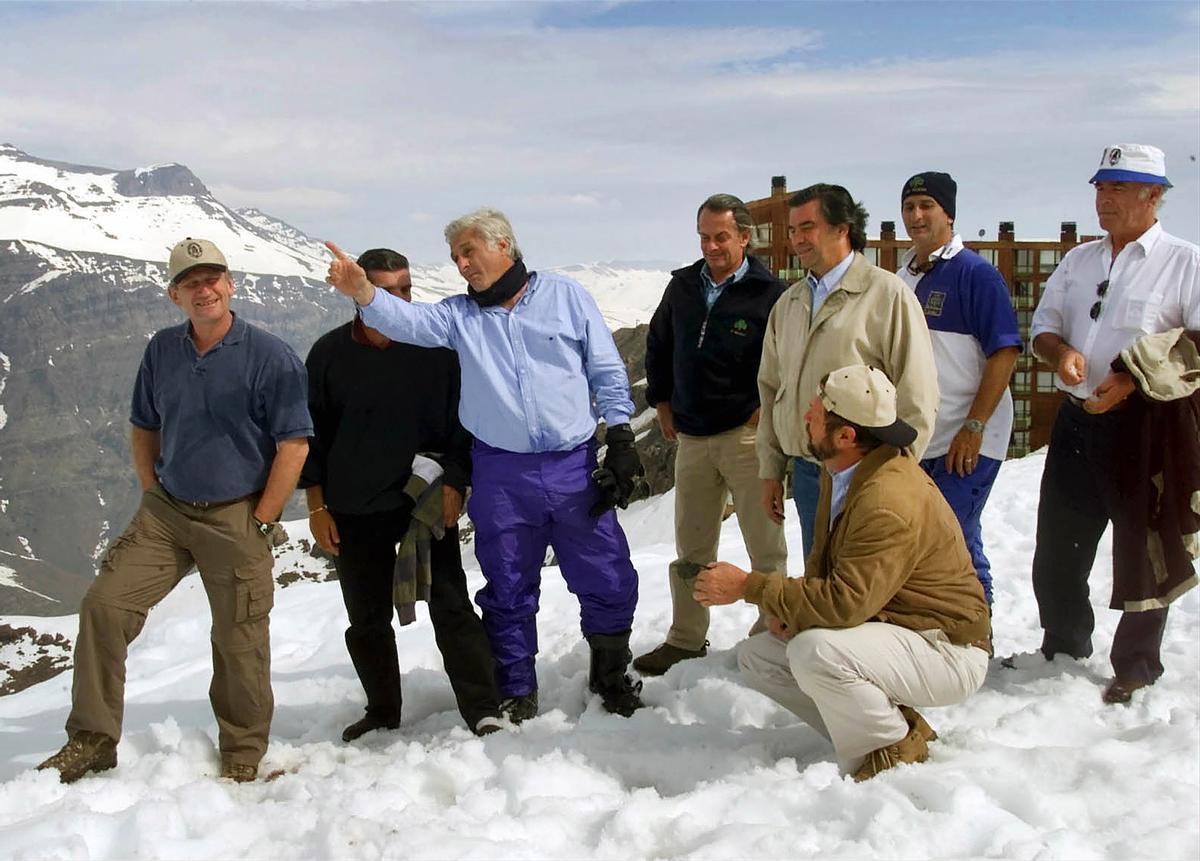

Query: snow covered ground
[[0, 451, 1196, 860]]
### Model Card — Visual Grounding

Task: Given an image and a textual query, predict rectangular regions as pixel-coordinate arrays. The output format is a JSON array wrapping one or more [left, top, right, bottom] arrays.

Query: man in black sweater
[[634, 194, 789, 676], [301, 248, 503, 740]]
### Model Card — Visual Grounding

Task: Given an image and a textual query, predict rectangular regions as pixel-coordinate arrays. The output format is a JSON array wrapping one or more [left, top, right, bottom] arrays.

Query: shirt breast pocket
[[1115, 293, 1165, 334]]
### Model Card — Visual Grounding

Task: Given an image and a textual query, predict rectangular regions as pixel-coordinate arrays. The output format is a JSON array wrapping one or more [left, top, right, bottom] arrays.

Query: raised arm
[[325, 240, 456, 349]]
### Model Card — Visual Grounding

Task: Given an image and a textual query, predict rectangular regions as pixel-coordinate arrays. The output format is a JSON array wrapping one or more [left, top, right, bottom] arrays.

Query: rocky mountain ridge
[[0, 145, 676, 616]]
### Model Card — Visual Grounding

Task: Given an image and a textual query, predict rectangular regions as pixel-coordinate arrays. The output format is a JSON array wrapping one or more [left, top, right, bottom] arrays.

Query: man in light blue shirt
[[325, 209, 645, 721]]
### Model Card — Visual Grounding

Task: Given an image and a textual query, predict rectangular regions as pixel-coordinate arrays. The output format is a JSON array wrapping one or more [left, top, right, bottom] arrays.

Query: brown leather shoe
[[1102, 677, 1153, 704], [36, 732, 117, 784], [631, 642, 707, 676], [852, 725, 929, 782], [898, 705, 938, 742], [220, 762, 258, 783]]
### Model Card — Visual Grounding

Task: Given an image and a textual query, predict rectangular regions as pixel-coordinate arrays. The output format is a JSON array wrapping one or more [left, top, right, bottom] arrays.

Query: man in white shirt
[[1023, 143, 1200, 703]]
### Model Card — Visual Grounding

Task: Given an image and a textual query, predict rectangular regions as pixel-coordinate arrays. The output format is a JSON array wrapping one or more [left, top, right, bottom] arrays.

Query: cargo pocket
[[234, 564, 275, 623]]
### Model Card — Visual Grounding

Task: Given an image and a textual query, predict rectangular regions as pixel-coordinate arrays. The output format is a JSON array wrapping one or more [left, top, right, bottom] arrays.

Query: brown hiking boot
[[36, 731, 117, 784], [852, 725, 929, 782], [631, 642, 707, 676], [220, 762, 258, 783], [898, 705, 938, 742]]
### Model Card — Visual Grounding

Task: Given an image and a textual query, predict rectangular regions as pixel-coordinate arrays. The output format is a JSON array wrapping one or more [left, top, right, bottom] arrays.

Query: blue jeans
[[919, 454, 1002, 604], [792, 458, 822, 560]]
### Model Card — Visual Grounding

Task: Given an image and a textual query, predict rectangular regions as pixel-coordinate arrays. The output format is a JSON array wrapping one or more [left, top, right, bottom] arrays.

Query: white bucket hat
[[1089, 143, 1172, 187]]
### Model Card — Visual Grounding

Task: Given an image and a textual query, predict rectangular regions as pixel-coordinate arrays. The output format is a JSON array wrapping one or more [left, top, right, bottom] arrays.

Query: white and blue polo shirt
[[898, 236, 1022, 461]]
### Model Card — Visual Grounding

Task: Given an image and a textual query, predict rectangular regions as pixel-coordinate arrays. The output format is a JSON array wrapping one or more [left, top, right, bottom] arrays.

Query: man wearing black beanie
[[897, 171, 1021, 607]]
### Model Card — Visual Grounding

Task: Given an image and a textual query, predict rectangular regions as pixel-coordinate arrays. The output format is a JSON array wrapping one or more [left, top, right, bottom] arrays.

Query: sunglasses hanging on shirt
[[1089, 279, 1110, 321]]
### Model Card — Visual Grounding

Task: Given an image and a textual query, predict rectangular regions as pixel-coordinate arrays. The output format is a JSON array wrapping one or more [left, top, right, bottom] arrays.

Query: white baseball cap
[[818, 364, 918, 449], [1089, 143, 1172, 187]]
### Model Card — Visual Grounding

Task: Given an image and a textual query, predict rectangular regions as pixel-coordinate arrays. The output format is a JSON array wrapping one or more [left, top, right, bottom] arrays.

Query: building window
[[1012, 371, 1031, 394], [1015, 249, 1034, 275], [1037, 370, 1056, 391], [1013, 281, 1037, 310], [1016, 309, 1034, 334], [864, 247, 879, 265], [1039, 249, 1061, 273], [977, 248, 998, 266], [754, 223, 772, 244]]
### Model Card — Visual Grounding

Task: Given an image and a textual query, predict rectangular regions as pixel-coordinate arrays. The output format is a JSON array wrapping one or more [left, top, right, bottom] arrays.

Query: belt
[[1064, 393, 1128, 414], [168, 491, 257, 510]]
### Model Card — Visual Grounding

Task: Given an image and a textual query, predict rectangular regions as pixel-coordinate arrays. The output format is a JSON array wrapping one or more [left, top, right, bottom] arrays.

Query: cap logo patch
[[186, 242, 203, 258], [1108, 148, 1121, 166]]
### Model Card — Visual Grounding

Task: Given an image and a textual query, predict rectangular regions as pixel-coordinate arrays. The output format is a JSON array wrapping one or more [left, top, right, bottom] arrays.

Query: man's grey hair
[[444, 207, 523, 261], [697, 193, 754, 237], [1137, 185, 1168, 212]]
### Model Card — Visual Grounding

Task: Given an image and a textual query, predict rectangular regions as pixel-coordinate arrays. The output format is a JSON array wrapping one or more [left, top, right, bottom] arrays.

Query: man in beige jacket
[[757, 184, 938, 559], [698, 365, 990, 781]]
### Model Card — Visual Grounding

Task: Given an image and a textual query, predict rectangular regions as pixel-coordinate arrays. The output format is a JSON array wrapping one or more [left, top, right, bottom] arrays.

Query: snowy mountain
[[0, 455, 1197, 858], [0, 144, 678, 614]]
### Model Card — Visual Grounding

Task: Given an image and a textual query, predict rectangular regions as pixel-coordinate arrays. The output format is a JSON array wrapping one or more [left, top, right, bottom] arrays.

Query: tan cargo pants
[[667, 425, 788, 650], [737, 624, 988, 773], [66, 483, 275, 768]]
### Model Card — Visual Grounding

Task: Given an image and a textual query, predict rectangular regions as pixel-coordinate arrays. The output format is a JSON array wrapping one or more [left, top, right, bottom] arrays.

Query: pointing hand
[[324, 241, 375, 305]]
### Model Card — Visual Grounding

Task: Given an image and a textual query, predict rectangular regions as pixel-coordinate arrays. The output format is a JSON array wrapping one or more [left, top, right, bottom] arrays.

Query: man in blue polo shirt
[[37, 238, 311, 785], [897, 172, 1021, 605], [324, 208, 645, 722]]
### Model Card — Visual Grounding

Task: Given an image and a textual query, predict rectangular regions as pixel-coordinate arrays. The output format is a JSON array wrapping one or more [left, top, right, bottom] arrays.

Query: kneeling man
[[695, 364, 990, 781]]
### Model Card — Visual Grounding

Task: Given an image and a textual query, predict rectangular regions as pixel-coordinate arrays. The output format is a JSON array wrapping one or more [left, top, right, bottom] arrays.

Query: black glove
[[589, 423, 645, 517]]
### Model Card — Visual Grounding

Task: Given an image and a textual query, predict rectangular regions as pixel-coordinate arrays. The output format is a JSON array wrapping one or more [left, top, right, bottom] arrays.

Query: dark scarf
[[468, 258, 529, 307]]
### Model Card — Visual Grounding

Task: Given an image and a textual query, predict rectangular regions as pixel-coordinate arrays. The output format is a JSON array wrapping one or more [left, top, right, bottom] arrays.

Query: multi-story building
[[745, 176, 1100, 456]]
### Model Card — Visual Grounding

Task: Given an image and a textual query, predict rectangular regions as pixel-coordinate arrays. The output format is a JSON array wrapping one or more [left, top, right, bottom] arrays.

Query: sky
[[2, 0, 1198, 266]]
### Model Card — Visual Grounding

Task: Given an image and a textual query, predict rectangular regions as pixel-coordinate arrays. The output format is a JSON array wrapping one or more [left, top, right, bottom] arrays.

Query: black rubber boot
[[587, 630, 644, 717]]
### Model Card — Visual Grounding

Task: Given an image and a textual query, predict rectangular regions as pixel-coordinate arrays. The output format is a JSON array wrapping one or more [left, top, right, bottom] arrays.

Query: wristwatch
[[254, 517, 275, 537], [962, 419, 986, 434]]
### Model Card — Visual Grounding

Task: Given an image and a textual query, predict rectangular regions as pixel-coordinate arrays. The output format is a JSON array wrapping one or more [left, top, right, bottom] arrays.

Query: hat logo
[[1108, 148, 1121, 166], [186, 242, 203, 259]]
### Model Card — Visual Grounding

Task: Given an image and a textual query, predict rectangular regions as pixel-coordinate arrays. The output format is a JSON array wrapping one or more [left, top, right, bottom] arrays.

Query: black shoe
[[499, 693, 539, 725], [473, 715, 506, 736], [342, 714, 400, 742], [588, 630, 645, 717]]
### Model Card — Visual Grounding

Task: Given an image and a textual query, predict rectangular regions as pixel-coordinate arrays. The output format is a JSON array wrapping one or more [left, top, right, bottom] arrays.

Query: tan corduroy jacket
[[756, 252, 939, 480], [743, 446, 991, 647]]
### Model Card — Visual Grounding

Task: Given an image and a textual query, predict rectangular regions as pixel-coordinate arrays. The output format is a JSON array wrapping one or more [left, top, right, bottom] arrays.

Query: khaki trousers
[[66, 484, 275, 768], [667, 425, 788, 650], [737, 624, 988, 772]]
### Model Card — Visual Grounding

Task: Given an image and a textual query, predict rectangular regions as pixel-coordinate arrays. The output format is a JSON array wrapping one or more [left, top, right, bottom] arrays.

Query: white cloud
[[0, 3, 1196, 263]]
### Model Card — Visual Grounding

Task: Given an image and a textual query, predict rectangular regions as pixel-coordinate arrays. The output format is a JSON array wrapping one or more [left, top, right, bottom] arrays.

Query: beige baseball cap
[[818, 364, 917, 448], [167, 237, 228, 284]]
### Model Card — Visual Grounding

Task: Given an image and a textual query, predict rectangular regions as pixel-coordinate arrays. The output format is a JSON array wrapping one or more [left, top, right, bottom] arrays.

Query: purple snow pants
[[468, 439, 639, 697]]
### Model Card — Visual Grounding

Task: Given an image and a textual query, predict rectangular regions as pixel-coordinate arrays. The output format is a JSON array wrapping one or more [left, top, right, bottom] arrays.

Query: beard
[[807, 425, 837, 462]]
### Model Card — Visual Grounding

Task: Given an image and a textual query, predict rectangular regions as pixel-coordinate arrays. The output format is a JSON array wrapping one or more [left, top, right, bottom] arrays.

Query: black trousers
[[1031, 401, 1169, 684], [333, 507, 500, 728]]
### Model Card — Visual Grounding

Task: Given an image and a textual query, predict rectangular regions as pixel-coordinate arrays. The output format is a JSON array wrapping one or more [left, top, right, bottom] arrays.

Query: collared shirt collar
[[1107, 220, 1162, 259], [179, 312, 245, 346], [806, 250, 855, 294], [900, 233, 964, 274], [701, 255, 750, 290], [827, 457, 862, 529]]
